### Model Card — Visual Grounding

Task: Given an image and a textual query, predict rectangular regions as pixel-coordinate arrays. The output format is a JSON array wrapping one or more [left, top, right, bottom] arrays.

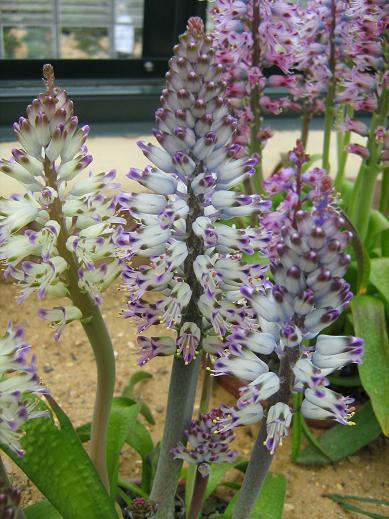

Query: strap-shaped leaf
[[325, 493, 389, 518], [352, 296, 389, 435], [25, 500, 62, 519], [107, 397, 141, 496], [223, 472, 286, 519], [296, 402, 381, 464], [2, 398, 118, 519], [370, 258, 389, 307]]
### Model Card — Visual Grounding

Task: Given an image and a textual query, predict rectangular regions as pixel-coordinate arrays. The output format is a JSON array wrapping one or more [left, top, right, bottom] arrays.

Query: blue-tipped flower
[[171, 407, 238, 476], [0, 65, 124, 337], [0, 323, 48, 456], [265, 402, 293, 454], [301, 387, 355, 426], [120, 17, 270, 363], [214, 142, 363, 450]]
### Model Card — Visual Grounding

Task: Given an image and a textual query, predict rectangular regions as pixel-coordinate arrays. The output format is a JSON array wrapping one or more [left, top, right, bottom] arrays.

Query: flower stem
[[300, 101, 312, 149], [380, 166, 389, 215], [322, 0, 337, 173], [348, 86, 389, 239], [79, 299, 116, 492], [231, 422, 272, 519], [232, 349, 297, 519], [188, 468, 209, 519], [44, 158, 115, 491], [0, 455, 27, 519], [291, 392, 303, 463], [199, 354, 213, 415], [334, 105, 353, 191], [249, 0, 264, 193], [150, 356, 201, 519]]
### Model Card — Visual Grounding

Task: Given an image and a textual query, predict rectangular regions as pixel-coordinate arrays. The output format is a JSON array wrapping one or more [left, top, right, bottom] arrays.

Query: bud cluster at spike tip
[[171, 407, 238, 476], [0, 65, 125, 339], [0, 323, 48, 456], [127, 497, 157, 519], [214, 141, 364, 453], [119, 17, 271, 366]]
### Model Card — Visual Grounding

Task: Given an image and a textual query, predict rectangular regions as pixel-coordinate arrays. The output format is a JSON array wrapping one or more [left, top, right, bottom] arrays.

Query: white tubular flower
[[217, 387, 265, 432], [293, 357, 329, 389], [0, 65, 124, 337], [137, 336, 176, 366], [38, 306, 83, 341], [176, 322, 201, 364], [301, 387, 355, 426], [0, 323, 48, 456], [312, 335, 364, 371], [265, 403, 293, 454], [120, 18, 270, 364], [213, 345, 269, 384]]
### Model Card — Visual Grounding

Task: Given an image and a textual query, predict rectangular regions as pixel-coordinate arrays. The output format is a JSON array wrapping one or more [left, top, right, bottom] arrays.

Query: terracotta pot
[[216, 375, 335, 430]]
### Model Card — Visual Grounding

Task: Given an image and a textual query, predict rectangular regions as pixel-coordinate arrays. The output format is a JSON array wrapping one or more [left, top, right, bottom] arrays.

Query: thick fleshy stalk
[[334, 105, 353, 191], [122, 17, 271, 516], [232, 349, 297, 519], [149, 357, 201, 518], [0, 66, 121, 489], [349, 85, 389, 239], [381, 166, 389, 215], [249, 0, 263, 192], [44, 157, 115, 490], [321, 0, 337, 173]]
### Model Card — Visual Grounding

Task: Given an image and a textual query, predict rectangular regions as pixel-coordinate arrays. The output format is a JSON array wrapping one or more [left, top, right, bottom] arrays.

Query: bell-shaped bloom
[[265, 402, 293, 454]]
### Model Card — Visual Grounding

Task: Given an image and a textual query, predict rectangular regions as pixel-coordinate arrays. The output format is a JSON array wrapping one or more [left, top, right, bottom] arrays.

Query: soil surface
[[0, 282, 388, 519]]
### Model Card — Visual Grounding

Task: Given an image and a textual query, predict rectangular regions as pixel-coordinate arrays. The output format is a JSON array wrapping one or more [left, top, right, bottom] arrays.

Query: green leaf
[[370, 258, 389, 307], [251, 473, 286, 518], [107, 398, 141, 496], [341, 210, 370, 293], [203, 460, 247, 501], [126, 420, 154, 459], [2, 398, 118, 519], [325, 494, 389, 518], [122, 372, 155, 425], [25, 500, 62, 519], [205, 462, 239, 500], [328, 374, 361, 387], [122, 371, 153, 399], [352, 296, 389, 435], [382, 230, 389, 257], [367, 210, 389, 249], [296, 402, 381, 464], [223, 472, 286, 519], [126, 419, 154, 493], [301, 417, 334, 463]]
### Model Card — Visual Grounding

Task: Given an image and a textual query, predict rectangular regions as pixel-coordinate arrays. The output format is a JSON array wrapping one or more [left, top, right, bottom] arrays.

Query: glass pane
[[61, 27, 109, 59], [3, 26, 53, 59], [0, 0, 144, 59], [114, 0, 143, 58]]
